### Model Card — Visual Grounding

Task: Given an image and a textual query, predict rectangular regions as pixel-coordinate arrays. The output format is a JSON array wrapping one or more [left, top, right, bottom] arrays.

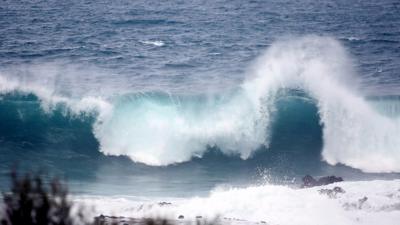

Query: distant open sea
[[1, 1, 400, 224]]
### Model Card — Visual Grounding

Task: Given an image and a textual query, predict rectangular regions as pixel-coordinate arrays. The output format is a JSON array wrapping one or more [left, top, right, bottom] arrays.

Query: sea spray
[[244, 36, 400, 172]]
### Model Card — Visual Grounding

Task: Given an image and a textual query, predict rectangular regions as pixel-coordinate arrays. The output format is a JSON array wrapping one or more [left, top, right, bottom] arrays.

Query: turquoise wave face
[[0, 90, 315, 197], [1, 90, 398, 197]]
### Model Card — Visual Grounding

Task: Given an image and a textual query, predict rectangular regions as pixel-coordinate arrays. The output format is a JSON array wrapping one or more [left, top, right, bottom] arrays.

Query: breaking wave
[[1, 36, 400, 172]]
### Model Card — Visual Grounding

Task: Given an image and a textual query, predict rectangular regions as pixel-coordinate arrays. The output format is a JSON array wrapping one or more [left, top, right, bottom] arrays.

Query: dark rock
[[301, 175, 343, 188], [343, 196, 368, 210], [318, 176, 343, 185], [318, 186, 345, 198], [333, 186, 345, 193], [358, 196, 368, 209], [178, 215, 184, 219], [196, 216, 202, 219], [302, 175, 317, 188], [158, 202, 172, 207]]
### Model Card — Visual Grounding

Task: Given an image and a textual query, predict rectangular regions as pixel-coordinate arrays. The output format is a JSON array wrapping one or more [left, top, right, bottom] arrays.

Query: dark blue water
[[0, 0, 400, 197], [2, 0, 400, 94]]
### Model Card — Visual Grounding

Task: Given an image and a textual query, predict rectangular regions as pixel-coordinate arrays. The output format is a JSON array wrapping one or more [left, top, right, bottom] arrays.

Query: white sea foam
[[74, 180, 400, 225], [93, 90, 272, 165]]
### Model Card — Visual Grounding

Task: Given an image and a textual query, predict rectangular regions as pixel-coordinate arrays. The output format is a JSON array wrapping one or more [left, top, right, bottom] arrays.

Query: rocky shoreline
[[94, 215, 269, 225], [93, 175, 347, 225]]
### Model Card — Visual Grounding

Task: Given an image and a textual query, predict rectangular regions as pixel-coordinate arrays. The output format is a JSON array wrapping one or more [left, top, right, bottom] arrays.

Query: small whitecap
[[141, 40, 165, 47], [346, 36, 361, 41], [209, 52, 221, 55]]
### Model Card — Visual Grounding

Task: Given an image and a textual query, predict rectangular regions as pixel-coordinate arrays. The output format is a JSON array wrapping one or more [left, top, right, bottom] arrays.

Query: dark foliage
[[142, 218, 171, 225], [0, 170, 216, 225], [0, 170, 86, 225]]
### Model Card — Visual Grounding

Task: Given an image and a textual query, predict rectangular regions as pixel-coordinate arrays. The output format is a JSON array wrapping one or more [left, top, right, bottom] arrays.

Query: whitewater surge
[[75, 180, 400, 225], [1, 36, 400, 172]]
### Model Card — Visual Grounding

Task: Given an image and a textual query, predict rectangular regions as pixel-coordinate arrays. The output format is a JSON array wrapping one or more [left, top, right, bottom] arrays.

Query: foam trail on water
[[140, 40, 165, 47]]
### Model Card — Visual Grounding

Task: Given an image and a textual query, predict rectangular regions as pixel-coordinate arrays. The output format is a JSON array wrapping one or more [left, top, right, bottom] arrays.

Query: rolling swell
[[0, 93, 102, 177], [0, 90, 325, 179]]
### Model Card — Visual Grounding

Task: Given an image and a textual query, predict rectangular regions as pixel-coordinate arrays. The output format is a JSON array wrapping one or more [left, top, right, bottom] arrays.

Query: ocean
[[1, 0, 400, 224]]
